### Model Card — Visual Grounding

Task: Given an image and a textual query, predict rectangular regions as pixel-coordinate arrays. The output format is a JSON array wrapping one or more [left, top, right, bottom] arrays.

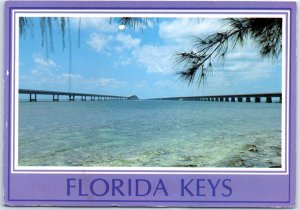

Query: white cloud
[[204, 71, 234, 93], [115, 34, 141, 49], [71, 17, 154, 33], [71, 17, 117, 33], [238, 62, 275, 81], [201, 58, 279, 95], [24, 53, 126, 91], [139, 19, 154, 30], [87, 32, 140, 53], [87, 78, 126, 88], [135, 80, 148, 88], [127, 18, 221, 75], [146, 19, 154, 28], [159, 18, 219, 44], [87, 33, 112, 52], [33, 54, 56, 68], [132, 45, 175, 74], [170, 40, 281, 96], [215, 45, 277, 81], [21, 67, 126, 91], [155, 80, 176, 88], [62, 73, 82, 79]]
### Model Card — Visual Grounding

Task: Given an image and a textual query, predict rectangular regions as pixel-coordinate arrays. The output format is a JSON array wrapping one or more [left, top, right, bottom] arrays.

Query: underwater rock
[[270, 145, 281, 156], [176, 164, 198, 167], [235, 159, 245, 166], [182, 156, 192, 161], [248, 147, 258, 152], [269, 165, 281, 168], [217, 156, 247, 167], [247, 144, 258, 152]]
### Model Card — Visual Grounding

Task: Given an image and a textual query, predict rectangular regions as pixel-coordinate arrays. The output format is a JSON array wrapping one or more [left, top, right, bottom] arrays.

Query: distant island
[[128, 95, 139, 100]]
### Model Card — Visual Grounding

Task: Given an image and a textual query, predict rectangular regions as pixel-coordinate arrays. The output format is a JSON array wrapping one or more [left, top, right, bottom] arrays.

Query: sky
[[19, 17, 282, 99]]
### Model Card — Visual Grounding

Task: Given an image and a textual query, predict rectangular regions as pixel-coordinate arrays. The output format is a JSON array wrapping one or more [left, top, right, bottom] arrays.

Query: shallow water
[[18, 100, 281, 168]]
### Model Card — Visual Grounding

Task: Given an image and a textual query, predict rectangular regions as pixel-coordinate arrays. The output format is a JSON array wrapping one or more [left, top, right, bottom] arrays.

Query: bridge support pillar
[[246, 96, 251, 102], [238, 97, 243, 102], [255, 96, 261, 103], [29, 94, 37, 102], [220, 97, 224, 102], [53, 94, 59, 102], [210, 98, 214, 101], [266, 96, 272, 103], [215, 97, 219, 102], [225, 97, 229, 102], [69, 95, 75, 101], [279, 96, 282, 103], [231, 97, 235, 102], [81, 96, 86, 101]]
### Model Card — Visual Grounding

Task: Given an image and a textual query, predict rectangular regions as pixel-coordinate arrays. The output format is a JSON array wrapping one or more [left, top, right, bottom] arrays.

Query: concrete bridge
[[151, 93, 282, 103], [19, 89, 129, 102]]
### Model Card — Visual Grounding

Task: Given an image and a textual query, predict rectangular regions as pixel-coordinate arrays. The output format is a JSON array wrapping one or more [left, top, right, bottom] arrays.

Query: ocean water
[[18, 100, 281, 168]]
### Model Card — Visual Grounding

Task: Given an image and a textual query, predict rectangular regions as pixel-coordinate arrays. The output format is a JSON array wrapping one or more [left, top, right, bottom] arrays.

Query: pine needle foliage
[[175, 18, 282, 86]]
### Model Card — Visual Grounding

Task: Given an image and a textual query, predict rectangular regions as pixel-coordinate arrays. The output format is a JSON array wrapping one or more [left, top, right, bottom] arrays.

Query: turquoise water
[[19, 100, 281, 168]]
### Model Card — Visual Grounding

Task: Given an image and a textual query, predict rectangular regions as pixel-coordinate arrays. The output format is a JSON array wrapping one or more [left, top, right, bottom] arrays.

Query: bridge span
[[19, 89, 129, 102], [150, 93, 282, 103]]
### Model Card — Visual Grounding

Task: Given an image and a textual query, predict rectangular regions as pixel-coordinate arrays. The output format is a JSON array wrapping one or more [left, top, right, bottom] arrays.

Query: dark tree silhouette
[[20, 17, 68, 51], [117, 17, 149, 29], [175, 18, 282, 86]]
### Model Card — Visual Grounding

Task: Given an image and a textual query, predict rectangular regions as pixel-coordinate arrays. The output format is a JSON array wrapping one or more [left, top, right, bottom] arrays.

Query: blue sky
[[19, 17, 282, 99]]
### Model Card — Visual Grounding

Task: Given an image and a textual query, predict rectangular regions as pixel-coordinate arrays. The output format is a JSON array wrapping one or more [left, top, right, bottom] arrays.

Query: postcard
[[3, 0, 296, 207]]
